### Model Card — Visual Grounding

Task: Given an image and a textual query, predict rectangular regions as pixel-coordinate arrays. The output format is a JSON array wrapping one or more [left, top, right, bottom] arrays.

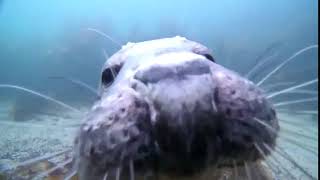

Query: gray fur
[[74, 36, 279, 179]]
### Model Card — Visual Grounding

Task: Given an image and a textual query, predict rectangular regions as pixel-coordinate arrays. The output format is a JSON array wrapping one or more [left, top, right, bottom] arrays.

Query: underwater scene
[[0, 0, 318, 180]]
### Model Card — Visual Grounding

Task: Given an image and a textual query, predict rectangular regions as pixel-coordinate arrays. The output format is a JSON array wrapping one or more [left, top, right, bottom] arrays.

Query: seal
[[73, 36, 279, 180]]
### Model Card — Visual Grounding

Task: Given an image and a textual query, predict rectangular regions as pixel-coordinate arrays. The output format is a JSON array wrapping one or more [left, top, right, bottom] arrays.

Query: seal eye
[[101, 65, 122, 85], [101, 68, 114, 85], [203, 54, 215, 62]]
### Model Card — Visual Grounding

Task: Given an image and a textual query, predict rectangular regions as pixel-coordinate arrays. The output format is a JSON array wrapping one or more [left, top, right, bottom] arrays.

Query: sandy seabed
[[0, 101, 317, 179]]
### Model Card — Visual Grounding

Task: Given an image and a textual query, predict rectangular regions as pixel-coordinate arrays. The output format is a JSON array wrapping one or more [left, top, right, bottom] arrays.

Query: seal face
[[74, 36, 279, 179]]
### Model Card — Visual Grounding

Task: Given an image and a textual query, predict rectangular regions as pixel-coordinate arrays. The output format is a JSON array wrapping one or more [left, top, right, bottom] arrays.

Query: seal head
[[74, 37, 279, 179]]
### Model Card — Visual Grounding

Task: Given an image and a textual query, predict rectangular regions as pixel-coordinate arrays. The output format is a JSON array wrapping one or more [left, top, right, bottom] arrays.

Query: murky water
[[0, 0, 318, 179]]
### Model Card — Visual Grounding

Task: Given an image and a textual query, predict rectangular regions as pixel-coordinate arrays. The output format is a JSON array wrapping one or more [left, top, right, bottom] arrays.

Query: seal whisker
[[254, 145, 280, 177], [116, 166, 122, 180], [264, 143, 317, 180], [267, 89, 318, 97], [49, 76, 99, 97], [273, 97, 318, 107], [280, 128, 317, 141], [246, 53, 278, 80], [278, 110, 318, 115], [278, 136, 318, 155], [129, 160, 135, 180], [102, 49, 117, 80], [279, 118, 305, 127], [261, 160, 281, 179], [64, 169, 78, 180], [103, 171, 108, 180], [256, 45, 318, 87], [232, 160, 238, 180], [102, 48, 110, 60], [0, 84, 81, 113], [267, 79, 318, 99], [279, 118, 317, 129], [266, 155, 296, 180], [254, 117, 317, 153], [33, 158, 73, 179], [244, 162, 252, 180], [0, 120, 77, 130], [86, 28, 122, 47], [254, 143, 297, 180], [252, 118, 317, 155], [211, 98, 218, 113], [245, 42, 283, 80], [110, 66, 117, 79], [253, 117, 278, 134], [267, 160, 284, 177], [262, 82, 296, 92], [7, 149, 71, 171]]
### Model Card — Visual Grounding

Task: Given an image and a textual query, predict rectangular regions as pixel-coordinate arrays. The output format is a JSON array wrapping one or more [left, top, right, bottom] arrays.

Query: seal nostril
[[120, 108, 126, 113], [231, 90, 236, 95]]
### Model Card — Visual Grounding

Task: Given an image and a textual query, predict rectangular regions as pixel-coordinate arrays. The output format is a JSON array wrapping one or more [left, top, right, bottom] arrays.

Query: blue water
[[0, 0, 318, 179], [0, 0, 317, 102]]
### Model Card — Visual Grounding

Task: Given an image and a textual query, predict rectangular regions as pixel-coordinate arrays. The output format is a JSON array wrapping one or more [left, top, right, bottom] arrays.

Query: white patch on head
[[137, 51, 206, 73], [122, 42, 135, 49], [174, 35, 187, 41], [216, 71, 226, 79]]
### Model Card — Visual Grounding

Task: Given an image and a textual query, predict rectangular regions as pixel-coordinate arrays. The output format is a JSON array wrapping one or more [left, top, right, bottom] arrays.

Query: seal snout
[[208, 67, 279, 163], [76, 88, 154, 179], [131, 55, 279, 175], [211, 68, 272, 121], [74, 37, 280, 179]]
